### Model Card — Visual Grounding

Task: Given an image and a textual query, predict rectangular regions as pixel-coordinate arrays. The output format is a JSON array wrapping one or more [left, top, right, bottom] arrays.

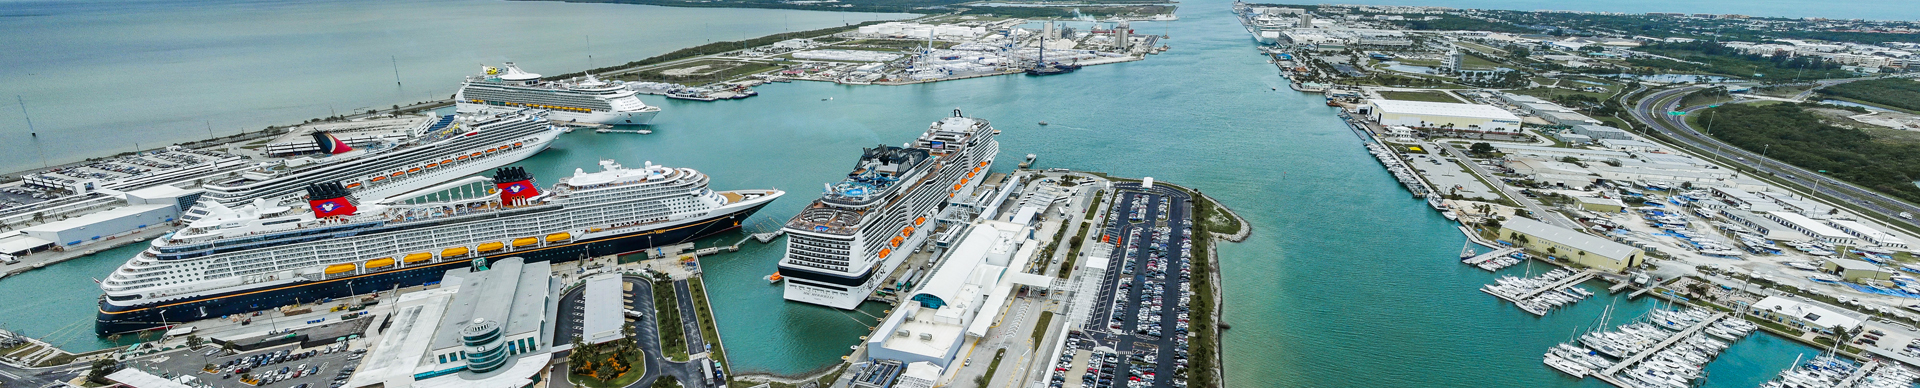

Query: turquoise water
[[0, 0, 1842, 385], [0, 0, 909, 173]]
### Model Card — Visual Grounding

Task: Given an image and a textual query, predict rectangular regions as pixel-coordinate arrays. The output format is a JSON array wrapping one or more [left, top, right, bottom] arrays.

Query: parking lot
[[131, 341, 364, 388], [1049, 183, 1195, 388]]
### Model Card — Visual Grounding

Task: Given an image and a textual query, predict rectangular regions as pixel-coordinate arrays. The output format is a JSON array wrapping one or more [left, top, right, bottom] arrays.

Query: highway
[[1623, 83, 1920, 232]]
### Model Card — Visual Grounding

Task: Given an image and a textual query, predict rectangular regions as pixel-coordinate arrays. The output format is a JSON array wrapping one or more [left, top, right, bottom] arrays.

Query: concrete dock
[[1592, 312, 1727, 388], [1462, 248, 1518, 265], [1836, 360, 1880, 387]]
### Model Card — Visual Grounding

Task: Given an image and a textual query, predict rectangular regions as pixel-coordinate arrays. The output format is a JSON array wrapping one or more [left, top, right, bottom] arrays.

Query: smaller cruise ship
[[456, 63, 661, 126]]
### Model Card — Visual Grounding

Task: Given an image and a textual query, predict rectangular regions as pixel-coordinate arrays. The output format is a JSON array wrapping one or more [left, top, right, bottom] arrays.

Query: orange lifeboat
[[914, 217, 926, 226], [889, 236, 903, 247], [345, 182, 362, 189], [877, 248, 892, 258]]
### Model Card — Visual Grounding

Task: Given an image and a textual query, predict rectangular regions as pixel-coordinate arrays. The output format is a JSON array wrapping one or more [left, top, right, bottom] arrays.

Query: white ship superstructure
[[98, 160, 782, 334], [186, 110, 561, 222], [778, 109, 999, 309], [456, 63, 661, 125]]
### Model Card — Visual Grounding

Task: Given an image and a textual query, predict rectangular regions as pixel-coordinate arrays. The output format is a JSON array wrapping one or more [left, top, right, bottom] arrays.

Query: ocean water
[[0, 0, 1841, 385], [0, 0, 909, 173]]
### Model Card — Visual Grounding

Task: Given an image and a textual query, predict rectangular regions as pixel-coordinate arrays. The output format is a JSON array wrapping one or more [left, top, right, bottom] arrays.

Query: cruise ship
[[186, 110, 561, 221], [456, 63, 661, 126], [778, 109, 999, 309], [97, 161, 782, 334]]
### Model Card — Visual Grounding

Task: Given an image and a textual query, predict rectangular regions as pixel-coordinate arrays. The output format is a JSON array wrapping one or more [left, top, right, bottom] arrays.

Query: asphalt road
[[553, 275, 705, 388], [0, 357, 86, 387], [1625, 83, 1920, 233], [1433, 142, 1580, 230]]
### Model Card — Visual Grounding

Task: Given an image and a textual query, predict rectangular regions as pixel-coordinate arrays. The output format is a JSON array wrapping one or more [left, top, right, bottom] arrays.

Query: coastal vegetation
[[569, 337, 645, 388], [1632, 41, 1854, 82], [959, 5, 1173, 19], [1698, 103, 1920, 204], [687, 278, 729, 372], [1817, 78, 1920, 112]]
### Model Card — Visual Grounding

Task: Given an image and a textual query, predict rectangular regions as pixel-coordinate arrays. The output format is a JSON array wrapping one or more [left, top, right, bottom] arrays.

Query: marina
[[1482, 268, 1599, 316]]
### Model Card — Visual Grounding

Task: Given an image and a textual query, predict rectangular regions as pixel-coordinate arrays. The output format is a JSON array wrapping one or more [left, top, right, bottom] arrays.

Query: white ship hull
[[783, 155, 994, 309], [356, 130, 558, 202], [457, 102, 660, 126]]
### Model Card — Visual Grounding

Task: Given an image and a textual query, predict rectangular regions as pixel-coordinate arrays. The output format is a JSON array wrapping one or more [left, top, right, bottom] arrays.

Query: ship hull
[[456, 103, 659, 126], [95, 202, 768, 335]]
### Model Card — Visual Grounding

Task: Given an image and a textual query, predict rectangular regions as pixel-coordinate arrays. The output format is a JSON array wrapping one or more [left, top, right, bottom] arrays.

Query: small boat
[[1038, 121, 1049, 126], [765, 273, 784, 283]]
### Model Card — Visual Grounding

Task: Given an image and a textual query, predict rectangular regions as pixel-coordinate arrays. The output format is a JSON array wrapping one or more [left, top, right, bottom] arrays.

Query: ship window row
[[785, 259, 846, 272], [176, 190, 703, 284], [207, 125, 542, 197]]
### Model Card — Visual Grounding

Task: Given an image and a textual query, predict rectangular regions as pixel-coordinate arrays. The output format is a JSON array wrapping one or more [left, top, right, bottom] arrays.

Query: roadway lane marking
[[0, 370, 18, 379]]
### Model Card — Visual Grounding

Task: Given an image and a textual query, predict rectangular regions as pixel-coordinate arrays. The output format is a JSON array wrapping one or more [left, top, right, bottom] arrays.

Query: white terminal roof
[[20, 204, 173, 234], [582, 274, 625, 344], [1369, 100, 1522, 121], [1503, 217, 1638, 260], [1753, 295, 1862, 329], [107, 369, 194, 388], [1767, 211, 1851, 240]]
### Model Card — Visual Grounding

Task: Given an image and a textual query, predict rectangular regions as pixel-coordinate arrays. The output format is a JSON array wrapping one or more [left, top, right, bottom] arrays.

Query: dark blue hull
[[96, 203, 769, 335]]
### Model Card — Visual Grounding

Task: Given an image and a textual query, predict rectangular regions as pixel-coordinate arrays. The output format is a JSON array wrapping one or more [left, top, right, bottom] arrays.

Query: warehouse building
[[1571, 124, 1633, 140], [1822, 258, 1893, 283], [1765, 211, 1858, 246], [866, 220, 1052, 373], [1498, 217, 1645, 272], [20, 204, 175, 249], [1364, 100, 1522, 132], [1825, 219, 1909, 249]]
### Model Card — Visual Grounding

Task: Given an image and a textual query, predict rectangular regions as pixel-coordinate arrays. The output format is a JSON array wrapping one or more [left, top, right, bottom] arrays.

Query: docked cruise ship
[[186, 110, 561, 221], [97, 161, 782, 334], [778, 110, 999, 309], [456, 63, 661, 126]]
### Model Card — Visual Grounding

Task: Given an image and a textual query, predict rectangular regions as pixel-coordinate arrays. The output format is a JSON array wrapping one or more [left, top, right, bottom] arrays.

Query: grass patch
[[1059, 222, 1090, 279], [652, 279, 690, 361], [688, 277, 729, 375], [623, 60, 783, 83], [976, 348, 1007, 388], [1030, 311, 1055, 346], [569, 338, 647, 388], [1184, 193, 1223, 388], [1379, 90, 1463, 103], [1085, 190, 1105, 221]]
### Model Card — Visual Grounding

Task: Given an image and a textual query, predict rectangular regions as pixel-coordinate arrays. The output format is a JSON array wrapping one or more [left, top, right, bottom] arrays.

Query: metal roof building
[[1498, 217, 1644, 272], [1365, 100, 1523, 132]]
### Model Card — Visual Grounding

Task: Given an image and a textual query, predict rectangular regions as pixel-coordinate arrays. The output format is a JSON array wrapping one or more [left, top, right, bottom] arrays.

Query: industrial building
[[1575, 197, 1625, 213], [1822, 258, 1893, 283], [1765, 211, 1858, 246], [1825, 219, 1909, 249], [1363, 100, 1522, 132], [1571, 124, 1633, 140], [19, 204, 176, 249], [1497, 217, 1645, 272], [350, 257, 555, 388]]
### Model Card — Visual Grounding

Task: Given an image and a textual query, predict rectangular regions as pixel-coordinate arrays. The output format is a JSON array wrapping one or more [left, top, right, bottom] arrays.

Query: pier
[[1504, 270, 1598, 302], [1837, 360, 1881, 387], [1461, 248, 1519, 265], [725, 231, 785, 252], [1593, 312, 1727, 387]]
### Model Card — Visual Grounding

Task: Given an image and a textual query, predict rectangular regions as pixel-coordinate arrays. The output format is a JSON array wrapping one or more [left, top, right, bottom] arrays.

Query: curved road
[[1625, 84, 1920, 232]]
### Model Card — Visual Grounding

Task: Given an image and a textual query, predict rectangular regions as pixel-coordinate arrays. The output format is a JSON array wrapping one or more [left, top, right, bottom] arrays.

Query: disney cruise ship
[[778, 109, 999, 309], [456, 63, 661, 125], [187, 109, 561, 221], [97, 161, 781, 334]]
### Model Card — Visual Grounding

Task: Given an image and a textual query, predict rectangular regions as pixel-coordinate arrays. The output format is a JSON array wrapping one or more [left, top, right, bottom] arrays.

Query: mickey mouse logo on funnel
[[493, 167, 540, 205], [305, 182, 358, 217]]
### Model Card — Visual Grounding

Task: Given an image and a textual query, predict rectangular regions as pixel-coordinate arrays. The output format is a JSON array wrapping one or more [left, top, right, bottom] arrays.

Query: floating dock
[[1592, 312, 1727, 388], [1508, 270, 1598, 302]]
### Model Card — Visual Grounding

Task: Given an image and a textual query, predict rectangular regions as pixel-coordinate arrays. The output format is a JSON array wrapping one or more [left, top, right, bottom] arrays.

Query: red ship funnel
[[306, 182, 358, 217], [493, 167, 539, 205], [312, 131, 354, 154]]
